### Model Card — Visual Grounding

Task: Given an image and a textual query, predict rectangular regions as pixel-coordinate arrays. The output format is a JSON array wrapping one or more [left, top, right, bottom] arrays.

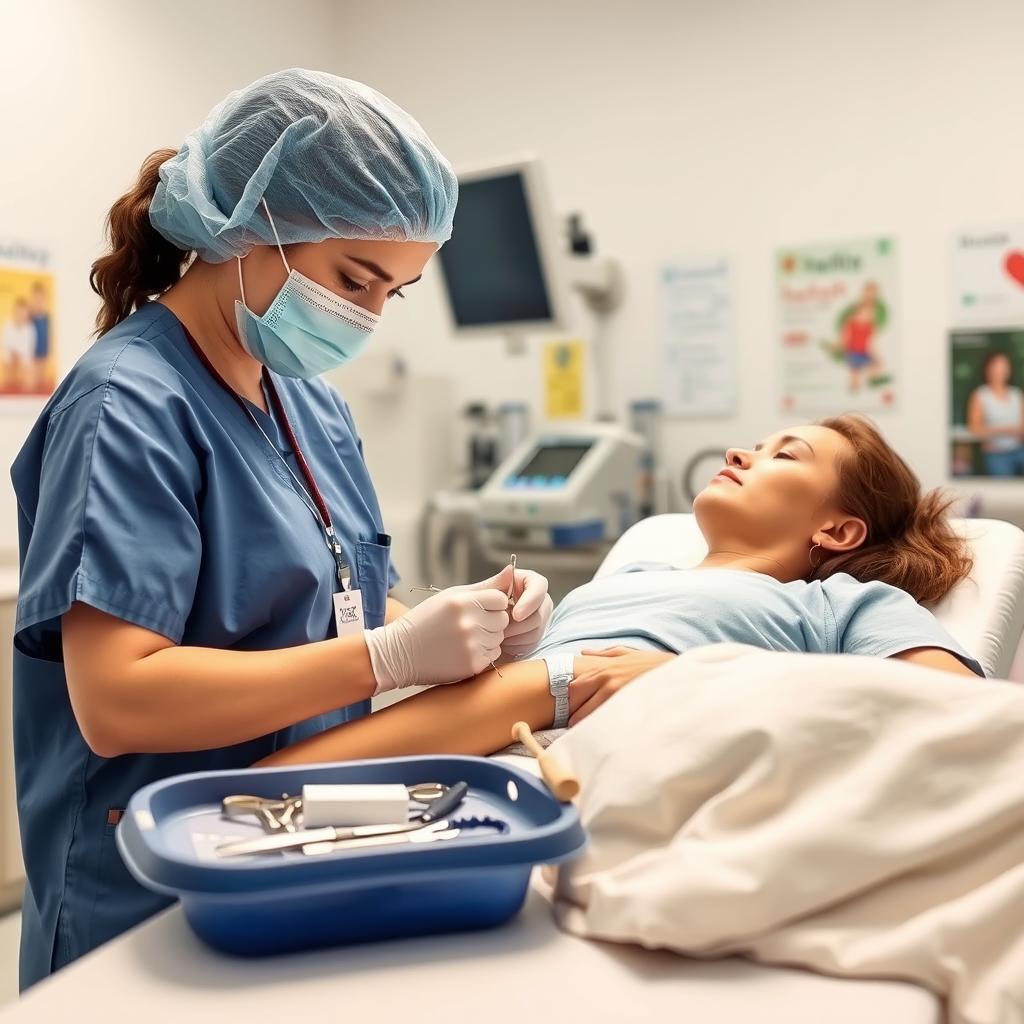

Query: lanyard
[[182, 327, 349, 589]]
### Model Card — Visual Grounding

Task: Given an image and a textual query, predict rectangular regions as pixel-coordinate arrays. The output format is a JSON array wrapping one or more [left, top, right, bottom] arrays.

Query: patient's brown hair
[[812, 414, 972, 605]]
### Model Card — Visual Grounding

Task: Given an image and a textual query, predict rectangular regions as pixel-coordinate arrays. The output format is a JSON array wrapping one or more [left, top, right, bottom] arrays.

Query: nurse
[[11, 69, 553, 989]]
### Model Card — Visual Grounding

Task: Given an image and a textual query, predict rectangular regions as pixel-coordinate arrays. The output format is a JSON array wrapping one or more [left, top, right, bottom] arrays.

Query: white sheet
[[544, 644, 1024, 1024]]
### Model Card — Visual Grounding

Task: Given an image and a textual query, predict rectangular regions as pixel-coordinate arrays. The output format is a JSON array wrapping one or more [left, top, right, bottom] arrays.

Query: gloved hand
[[482, 563, 554, 661], [364, 580, 511, 695]]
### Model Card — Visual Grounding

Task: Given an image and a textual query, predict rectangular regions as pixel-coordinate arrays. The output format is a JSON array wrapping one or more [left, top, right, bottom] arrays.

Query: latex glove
[[364, 582, 510, 695], [475, 563, 554, 660], [567, 646, 676, 726]]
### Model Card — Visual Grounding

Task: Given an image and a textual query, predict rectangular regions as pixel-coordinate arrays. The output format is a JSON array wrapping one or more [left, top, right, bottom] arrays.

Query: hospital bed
[[6, 516, 1024, 1024], [495, 513, 1024, 1021]]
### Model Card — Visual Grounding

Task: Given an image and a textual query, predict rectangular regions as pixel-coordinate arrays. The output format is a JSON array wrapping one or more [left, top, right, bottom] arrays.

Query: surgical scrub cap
[[150, 68, 458, 261]]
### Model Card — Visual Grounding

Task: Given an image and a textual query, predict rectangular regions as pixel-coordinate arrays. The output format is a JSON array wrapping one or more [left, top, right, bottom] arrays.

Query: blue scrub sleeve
[[827, 576, 984, 676], [16, 379, 202, 648]]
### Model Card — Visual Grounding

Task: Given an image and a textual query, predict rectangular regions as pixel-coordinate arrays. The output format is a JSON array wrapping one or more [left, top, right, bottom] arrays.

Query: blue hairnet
[[150, 68, 458, 261]]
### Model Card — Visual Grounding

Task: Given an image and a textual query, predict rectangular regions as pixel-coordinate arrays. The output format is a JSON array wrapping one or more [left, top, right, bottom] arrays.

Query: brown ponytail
[[812, 414, 973, 605], [90, 148, 191, 336]]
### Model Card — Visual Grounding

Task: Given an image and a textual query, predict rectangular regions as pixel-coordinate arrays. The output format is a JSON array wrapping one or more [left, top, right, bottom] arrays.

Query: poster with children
[[777, 237, 898, 415], [0, 242, 57, 398]]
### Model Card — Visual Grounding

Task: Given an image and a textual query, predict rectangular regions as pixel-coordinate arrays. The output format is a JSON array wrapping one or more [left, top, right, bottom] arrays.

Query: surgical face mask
[[234, 201, 379, 379]]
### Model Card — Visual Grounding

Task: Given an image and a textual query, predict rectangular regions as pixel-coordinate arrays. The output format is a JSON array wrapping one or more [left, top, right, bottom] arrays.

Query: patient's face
[[693, 425, 851, 553]]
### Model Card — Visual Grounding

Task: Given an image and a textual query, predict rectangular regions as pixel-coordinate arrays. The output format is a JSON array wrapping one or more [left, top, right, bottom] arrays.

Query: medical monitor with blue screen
[[505, 442, 592, 488], [438, 171, 554, 328]]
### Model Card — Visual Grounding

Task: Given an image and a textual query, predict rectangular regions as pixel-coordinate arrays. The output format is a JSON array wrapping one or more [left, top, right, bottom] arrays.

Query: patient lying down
[[258, 414, 981, 769]]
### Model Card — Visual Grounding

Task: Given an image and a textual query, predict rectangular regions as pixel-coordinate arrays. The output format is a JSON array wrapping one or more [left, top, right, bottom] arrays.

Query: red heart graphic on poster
[[1005, 250, 1024, 288]]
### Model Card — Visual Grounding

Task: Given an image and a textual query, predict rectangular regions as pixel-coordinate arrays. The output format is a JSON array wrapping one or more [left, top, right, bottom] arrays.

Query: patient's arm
[[385, 596, 409, 623], [254, 659, 555, 767], [891, 646, 978, 677]]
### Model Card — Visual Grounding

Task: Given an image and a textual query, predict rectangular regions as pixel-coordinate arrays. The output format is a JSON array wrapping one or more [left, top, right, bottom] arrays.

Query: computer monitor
[[437, 156, 572, 334]]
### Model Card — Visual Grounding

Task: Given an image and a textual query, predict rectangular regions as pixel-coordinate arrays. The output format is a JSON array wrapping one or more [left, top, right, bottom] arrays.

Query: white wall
[[331, 0, 1024, 509], [4, 0, 1024, 552], [0, 0, 341, 550]]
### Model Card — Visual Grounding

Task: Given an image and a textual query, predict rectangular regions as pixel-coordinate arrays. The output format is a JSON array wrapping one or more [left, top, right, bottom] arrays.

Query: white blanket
[[545, 644, 1024, 1024]]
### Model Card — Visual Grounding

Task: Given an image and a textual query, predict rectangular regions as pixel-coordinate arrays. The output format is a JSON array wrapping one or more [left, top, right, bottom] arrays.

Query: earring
[[808, 542, 822, 569]]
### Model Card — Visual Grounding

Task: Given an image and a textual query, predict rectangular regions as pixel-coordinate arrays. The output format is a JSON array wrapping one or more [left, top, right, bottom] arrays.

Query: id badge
[[333, 588, 365, 638]]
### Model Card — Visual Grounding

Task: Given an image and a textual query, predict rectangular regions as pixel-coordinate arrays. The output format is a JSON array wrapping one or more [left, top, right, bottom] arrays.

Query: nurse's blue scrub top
[[11, 302, 398, 989]]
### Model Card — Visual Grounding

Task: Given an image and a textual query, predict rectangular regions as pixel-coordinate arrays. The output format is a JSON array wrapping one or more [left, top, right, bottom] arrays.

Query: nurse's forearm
[[130, 636, 379, 749], [62, 602, 378, 757], [254, 661, 553, 766]]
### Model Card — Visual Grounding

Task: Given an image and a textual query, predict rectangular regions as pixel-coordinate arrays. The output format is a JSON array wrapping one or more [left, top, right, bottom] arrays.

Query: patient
[[258, 414, 981, 768]]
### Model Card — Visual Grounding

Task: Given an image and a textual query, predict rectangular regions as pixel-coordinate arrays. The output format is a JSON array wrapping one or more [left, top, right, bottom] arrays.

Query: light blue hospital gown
[[530, 562, 983, 676], [11, 302, 399, 989]]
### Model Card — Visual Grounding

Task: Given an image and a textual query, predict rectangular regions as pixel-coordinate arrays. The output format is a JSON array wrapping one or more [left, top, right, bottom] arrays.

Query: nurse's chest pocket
[[355, 539, 391, 629]]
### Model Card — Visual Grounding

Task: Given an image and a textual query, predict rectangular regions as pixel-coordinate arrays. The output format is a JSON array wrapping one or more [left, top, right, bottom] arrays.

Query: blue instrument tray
[[116, 755, 586, 956]]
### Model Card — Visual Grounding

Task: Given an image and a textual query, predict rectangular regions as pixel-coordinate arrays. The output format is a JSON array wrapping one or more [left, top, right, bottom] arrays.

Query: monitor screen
[[438, 172, 555, 327], [511, 443, 592, 486]]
